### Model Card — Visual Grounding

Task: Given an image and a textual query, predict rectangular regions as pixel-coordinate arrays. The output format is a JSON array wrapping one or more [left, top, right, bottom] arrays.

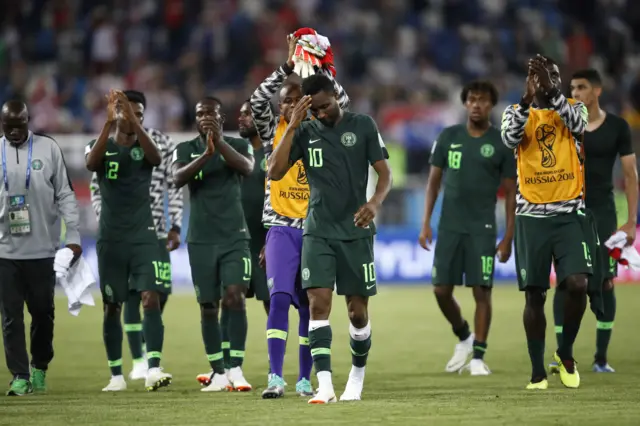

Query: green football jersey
[[289, 112, 389, 240], [241, 145, 267, 247], [430, 124, 516, 235], [173, 135, 253, 244], [86, 138, 156, 243], [583, 113, 633, 211]]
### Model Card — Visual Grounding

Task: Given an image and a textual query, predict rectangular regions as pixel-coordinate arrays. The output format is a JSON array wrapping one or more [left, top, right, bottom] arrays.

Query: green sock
[[103, 313, 123, 376], [553, 288, 564, 349], [201, 313, 225, 374], [220, 306, 230, 369], [309, 323, 332, 373], [142, 308, 164, 369], [228, 308, 248, 368], [472, 340, 487, 360], [527, 339, 546, 381], [350, 332, 371, 368], [595, 288, 616, 364]]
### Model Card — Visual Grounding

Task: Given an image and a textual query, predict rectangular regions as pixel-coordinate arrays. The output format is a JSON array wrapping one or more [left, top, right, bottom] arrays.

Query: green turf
[[1, 285, 640, 425]]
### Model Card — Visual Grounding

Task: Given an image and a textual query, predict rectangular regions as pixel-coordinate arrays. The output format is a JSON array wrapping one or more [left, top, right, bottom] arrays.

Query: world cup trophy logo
[[296, 162, 308, 185], [535, 123, 557, 168]]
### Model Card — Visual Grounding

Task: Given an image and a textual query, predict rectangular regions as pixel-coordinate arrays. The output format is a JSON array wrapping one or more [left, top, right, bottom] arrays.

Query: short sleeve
[[289, 126, 305, 164], [617, 119, 634, 157], [365, 116, 389, 165], [500, 144, 517, 179], [172, 142, 191, 165], [84, 139, 96, 159], [429, 130, 448, 169]]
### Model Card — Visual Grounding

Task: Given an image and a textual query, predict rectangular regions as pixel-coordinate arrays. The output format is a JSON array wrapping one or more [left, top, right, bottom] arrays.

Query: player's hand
[[418, 224, 433, 251], [523, 68, 537, 104], [106, 91, 117, 123], [167, 229, 181, 252], [287, 35, 299, 68], [618, 221, 637, 246], [66, 244, 83, 267], [354, 201, 378, 228], [259, 245, 266, 269], [496, 239, 512, 263], [529, 55, 553, 92], [204, 130, 216, 156], [290, 96, 312, 128], [114, 90, 137, 122]]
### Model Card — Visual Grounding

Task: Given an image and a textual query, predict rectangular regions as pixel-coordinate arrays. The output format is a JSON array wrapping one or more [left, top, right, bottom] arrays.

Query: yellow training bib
[[270, 118, 309, 219], [516, 100, 584, 204]]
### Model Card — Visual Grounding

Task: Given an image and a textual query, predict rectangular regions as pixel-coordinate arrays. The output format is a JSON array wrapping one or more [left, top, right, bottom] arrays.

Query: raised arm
[[549, 90, 588, 134], [250, 65, 291, 146], [172, 135, 215, 189], [89, 172, 101, 218], [501, 104, 530, 149], [268, 97, 311, 181], [216, 137, 254, 176], [318, 68, 350, 111], [85, 122, 113, 172]]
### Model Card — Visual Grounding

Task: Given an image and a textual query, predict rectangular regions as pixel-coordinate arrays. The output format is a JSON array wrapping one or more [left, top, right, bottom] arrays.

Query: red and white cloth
[[291, 27, 336, 78], [604, 231, 640, 270]]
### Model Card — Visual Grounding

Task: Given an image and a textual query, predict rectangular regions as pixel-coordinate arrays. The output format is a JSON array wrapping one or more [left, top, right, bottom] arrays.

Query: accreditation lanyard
[[2, 134, 34, 192]]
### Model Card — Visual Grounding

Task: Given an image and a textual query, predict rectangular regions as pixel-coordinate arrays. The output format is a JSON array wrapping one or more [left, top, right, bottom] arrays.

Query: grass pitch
[[1, 285, 640, 425]]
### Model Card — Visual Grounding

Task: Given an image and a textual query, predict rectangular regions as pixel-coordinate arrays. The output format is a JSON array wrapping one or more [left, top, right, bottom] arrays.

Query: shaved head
[[1, 100, 29, 145]]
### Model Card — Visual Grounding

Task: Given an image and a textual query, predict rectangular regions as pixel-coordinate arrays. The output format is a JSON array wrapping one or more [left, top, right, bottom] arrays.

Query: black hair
[[123, 90, 146, 108], [571, 68, 602, 86], [301, 74, 334, 96], [460, 80, 499, 106], [198, 96, 223, 108]]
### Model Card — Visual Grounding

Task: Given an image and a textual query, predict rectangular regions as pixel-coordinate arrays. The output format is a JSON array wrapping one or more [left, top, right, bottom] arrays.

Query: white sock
[[317, 370, 333, 391], [309, 319, 330, 332], [349, 321, 371, 380], [349, 366, 366, 381]]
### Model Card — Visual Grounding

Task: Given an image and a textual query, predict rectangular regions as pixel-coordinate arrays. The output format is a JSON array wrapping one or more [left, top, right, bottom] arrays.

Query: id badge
[[7, 195, 31, 235]]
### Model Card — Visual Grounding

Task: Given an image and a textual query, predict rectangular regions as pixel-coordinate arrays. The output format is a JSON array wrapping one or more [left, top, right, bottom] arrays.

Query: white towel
[[604, 231, 640, 270], [57, 256, 96, 316]]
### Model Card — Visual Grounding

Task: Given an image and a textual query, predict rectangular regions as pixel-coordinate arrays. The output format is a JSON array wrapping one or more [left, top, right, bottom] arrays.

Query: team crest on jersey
[[341, 132, 357, 147], [130, 147, 144, 161], [260, 157, 267, 172], [480, 144, 494, 158], [31, 159, 43, 171]]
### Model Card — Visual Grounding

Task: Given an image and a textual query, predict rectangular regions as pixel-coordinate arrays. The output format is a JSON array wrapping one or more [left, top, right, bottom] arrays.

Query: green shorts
[[245, 246, 269, 301], [432, 230, 497, 287], [97, 240, 168, 303], [514, 210, 600, 290], [187, 240, 251, 303], [301, 235, 376, 297], [590, 207, 618, 280]]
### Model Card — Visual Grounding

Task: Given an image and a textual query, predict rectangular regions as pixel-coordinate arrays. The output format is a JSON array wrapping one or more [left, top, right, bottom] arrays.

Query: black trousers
[[0, 258, 55, 380]]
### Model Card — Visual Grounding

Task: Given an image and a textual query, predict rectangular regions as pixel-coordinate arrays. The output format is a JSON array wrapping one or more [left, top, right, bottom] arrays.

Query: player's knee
[[103, 302, 121, 317], [307, 288, 331, 319], [564, 274, 588, 294], [140, 291, 160, 310], [223, 286, 246, 310], [200, 302, 219, 318], [346, 296, 369, 328], [524, 288, 546, 308], [433, 285, 453, 300]]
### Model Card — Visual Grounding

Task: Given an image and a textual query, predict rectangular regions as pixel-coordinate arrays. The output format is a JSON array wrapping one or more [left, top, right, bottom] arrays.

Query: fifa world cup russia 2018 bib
[[516, 102, 584, 204], [7, 195, 31, 235]]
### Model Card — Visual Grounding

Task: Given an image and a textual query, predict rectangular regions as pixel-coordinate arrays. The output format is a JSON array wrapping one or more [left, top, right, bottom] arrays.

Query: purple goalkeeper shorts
[[265, 226, 306, 308]]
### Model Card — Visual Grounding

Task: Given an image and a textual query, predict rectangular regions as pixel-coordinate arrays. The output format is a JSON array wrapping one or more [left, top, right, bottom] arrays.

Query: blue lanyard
[[2, 133, 34, 192]]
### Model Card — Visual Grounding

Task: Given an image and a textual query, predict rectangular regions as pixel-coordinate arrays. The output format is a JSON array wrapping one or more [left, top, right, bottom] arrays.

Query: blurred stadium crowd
[[1, 0, 640, 222]]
